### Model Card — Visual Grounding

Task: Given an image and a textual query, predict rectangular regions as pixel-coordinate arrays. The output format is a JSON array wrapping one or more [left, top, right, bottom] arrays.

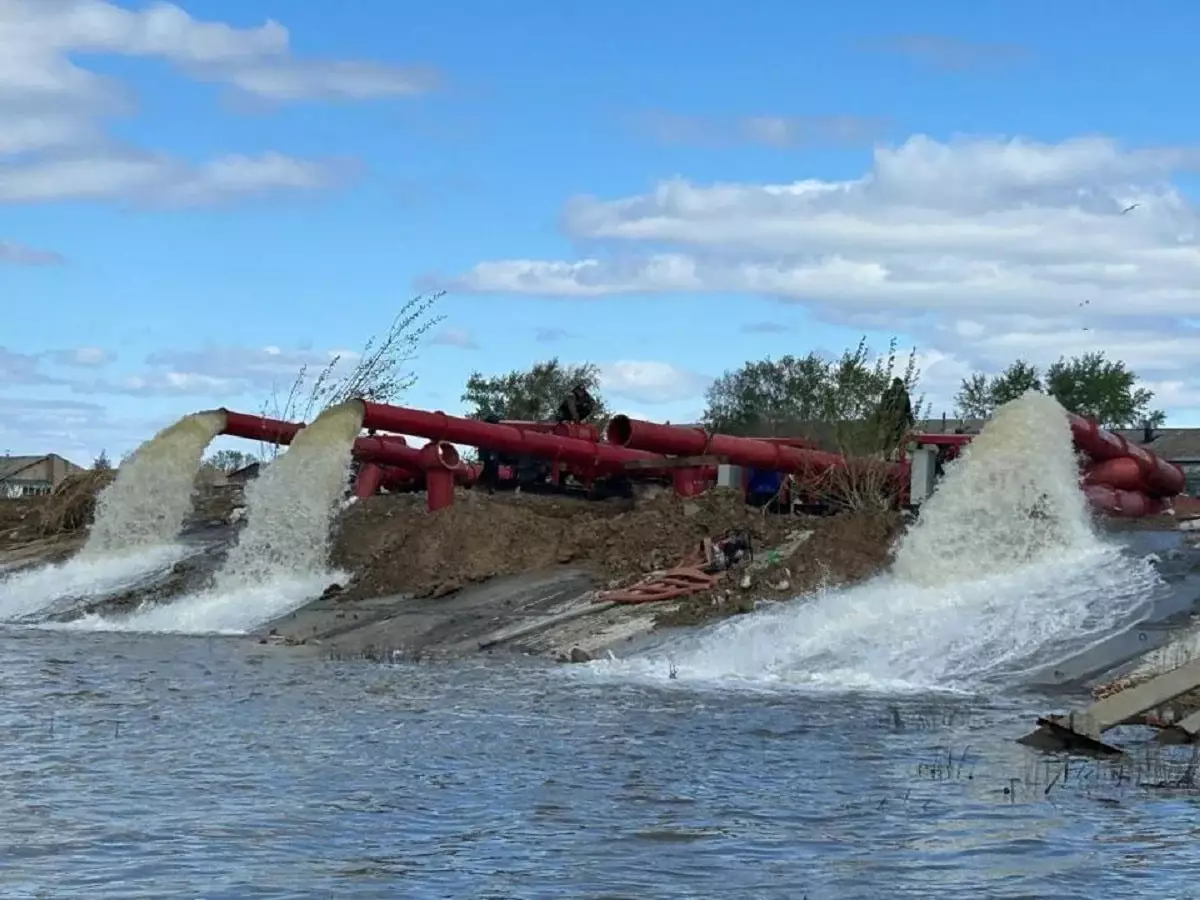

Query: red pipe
[[499, 420, 602, 442], [354, 462, 386, 499], [356, 402, 668, 475], [606, 415, 848, 479], [1068, 414, 1184, 496], [419, 440, 459, 511], [219, 410, 467, 506]]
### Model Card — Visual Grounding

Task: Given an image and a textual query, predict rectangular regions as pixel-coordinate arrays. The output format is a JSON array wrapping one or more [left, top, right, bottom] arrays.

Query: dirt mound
[[332, 488, 801, 601]]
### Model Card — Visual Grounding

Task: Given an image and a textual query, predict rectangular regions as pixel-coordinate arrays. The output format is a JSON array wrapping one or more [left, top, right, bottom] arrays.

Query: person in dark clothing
[[876, 377, 915, 455], [555, 384, 598, 424], [477, 414, 503, 491]]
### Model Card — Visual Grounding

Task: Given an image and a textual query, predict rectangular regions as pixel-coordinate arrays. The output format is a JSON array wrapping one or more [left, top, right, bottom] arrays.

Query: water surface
[[3, 629, 1199, 899]]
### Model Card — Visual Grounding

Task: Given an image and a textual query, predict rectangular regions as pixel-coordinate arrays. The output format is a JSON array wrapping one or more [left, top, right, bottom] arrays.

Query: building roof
[[1115, 428, 1200, 463], [0, 455, 49, 481], [0, 453, 83, 481]]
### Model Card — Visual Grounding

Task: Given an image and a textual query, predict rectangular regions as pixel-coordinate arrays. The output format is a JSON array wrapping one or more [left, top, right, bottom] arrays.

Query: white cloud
[[0, 239, 63, 264], [598, 360, 711, 404], [447, 133, 1200, 421], [45, 346, 112, 367], [0, 396, 164, 462], [429, 327, 479, 350], [636, 110, 888, 148], [0, 1, 434, 206], [451, 135, 1200, 316]]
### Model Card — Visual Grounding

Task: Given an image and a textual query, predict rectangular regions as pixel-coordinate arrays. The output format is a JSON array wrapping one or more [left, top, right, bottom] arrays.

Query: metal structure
[[212, 403, 1186, 518]]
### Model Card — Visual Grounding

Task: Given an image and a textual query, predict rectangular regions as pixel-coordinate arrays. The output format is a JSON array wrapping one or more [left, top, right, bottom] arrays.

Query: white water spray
[[0, 411, 223, 623], [81, 411, 225, 557], [584, 391, 1163, 692], [67, 400, 364, 634]]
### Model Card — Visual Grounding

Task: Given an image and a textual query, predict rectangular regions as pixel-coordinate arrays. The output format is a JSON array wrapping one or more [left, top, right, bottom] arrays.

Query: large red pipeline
[[605, 415, 848, 479], [355, 402, 669, 475], [216, 409, 471, 505]]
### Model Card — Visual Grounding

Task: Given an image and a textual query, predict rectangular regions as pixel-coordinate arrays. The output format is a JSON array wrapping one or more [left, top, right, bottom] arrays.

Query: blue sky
[[5, 0, 1200, 462]]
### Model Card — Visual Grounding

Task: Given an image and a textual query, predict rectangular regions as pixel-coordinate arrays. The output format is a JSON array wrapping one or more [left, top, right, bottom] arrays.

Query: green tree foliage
[[91, 450, 112, 471], [205, 449, 257, 473], [1044, 352, 1164, 429], [955, 352, 1164, 429], [954, 359, 1043, 419], [461, 358, 609, 423], [702, 337, 927, 454]]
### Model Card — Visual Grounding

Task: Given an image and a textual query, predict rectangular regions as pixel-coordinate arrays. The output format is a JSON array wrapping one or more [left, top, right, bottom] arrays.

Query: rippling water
[[3, 629, 1199, 898]]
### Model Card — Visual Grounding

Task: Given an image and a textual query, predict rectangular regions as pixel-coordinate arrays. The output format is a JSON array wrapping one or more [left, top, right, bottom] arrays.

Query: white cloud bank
[[447, 133, 1200, 416], [0, 0, 434, 207]]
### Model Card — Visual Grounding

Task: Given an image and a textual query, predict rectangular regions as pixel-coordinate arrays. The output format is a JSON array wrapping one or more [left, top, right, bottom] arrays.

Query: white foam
[[581, 391, 1163, 693], [57, 571, 339, 635], [0, 544, 190, 623]]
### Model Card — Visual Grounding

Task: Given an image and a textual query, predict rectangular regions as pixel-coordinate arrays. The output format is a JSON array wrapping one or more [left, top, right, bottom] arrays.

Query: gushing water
[[81, 411, 225, 557], [584, 391, 1163, 692], [0, 412, 222, 623], [67, 400, 364, 634]]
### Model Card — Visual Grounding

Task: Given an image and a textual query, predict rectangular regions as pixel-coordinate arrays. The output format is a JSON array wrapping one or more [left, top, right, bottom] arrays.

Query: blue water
[[3, 628, 1200, 899]]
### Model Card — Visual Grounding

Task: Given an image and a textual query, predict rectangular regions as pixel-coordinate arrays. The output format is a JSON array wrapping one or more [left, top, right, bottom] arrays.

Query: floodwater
[[4, 628, 1200, 899]]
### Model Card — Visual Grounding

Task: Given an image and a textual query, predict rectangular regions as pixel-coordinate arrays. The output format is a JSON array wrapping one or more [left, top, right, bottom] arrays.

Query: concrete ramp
[[257, 569, 606, 659]]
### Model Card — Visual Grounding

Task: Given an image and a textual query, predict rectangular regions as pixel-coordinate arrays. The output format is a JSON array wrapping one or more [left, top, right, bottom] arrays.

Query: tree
[[92, 450, 112, 471], [461, 358, 609, 422], [206, 449, 257, 473], [954, 359, 1043, 419], [954, 352, 1164, 429], [702, 337, 927, 453], [1044, 352, 1164, 429]]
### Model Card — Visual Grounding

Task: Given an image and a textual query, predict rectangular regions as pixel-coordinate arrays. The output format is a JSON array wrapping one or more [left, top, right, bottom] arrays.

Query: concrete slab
[[255, 568, 610, 660], [1020, 656, 1200, 755]]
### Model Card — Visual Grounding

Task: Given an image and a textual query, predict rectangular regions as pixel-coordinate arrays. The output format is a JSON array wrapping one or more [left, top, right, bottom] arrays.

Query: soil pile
[[331, 488, 901, 613], [333, 488, 794, 599]]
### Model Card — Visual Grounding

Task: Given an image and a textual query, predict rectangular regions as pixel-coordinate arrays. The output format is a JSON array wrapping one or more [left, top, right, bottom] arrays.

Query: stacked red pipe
[[1069, 414, 1184, 517]]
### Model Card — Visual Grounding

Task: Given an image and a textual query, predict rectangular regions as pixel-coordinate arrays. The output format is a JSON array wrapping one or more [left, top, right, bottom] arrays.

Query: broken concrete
[[1020, 656, 1200, 755]]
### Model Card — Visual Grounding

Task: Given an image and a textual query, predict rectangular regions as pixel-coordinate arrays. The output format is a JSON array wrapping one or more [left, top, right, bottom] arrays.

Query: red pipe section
[[218, 409, 468, 507], [1067, 414, 1184, 497], [356, 402, 669, 476], [501, 420, 602, 442], [605, 415, 849, 480]]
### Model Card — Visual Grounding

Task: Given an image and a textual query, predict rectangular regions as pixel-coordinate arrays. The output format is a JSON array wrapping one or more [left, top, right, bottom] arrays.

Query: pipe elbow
[[418, 440, 461, 471]]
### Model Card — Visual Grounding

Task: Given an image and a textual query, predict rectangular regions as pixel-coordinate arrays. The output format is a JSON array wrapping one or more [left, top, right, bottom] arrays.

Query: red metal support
[[672, 468, 708, 498], [420, 441, 459, 512], [354, 462, 386, 499]]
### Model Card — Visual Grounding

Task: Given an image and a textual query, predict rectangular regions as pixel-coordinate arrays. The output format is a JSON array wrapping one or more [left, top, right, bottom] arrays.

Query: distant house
[[0, 454, 85, 498]]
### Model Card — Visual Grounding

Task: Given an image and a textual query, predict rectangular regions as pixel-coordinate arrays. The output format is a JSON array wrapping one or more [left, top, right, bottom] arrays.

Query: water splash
[[891, 391, 1094, 586], [0, 544, 189, 623], [581, 391, 1162, 693], [68, 400, 364, 634], [81, 411, 225, 557]]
